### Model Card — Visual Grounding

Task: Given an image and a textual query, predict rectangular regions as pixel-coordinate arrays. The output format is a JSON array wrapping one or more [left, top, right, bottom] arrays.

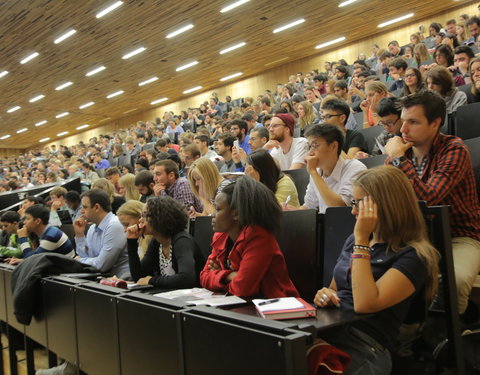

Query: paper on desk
[[186, 295, 246, 307], [253, 297, 304, 312], [153, 288, 214, 300]]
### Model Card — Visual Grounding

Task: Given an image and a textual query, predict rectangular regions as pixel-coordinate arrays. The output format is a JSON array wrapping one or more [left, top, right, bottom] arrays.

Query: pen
[[283, 195, 291, 209], [258, 298, 279, 306]]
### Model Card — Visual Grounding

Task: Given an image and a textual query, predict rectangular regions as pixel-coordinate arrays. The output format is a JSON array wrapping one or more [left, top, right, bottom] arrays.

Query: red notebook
[[253, 297, 316, 320]]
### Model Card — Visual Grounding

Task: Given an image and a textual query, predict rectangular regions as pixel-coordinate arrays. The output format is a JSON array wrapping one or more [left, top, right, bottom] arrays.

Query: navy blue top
[[334, 234, 428, 349]]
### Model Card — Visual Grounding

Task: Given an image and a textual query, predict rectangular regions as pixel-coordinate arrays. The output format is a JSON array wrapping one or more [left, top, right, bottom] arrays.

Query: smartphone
[[233, 140, 239, 149]]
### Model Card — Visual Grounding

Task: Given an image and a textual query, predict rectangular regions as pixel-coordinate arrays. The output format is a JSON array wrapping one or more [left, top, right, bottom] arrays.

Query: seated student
[[118, 173, 140, 201], [49, 187, 73, 226], [229, 120, 251, 154], [298, 125, 366, 213], [125, 196, 200, 288], [105, 167, 122, 194], [200, 177, 299, 298], [387, 57, 408, 92], [425, 66, 467, 114], [248, 126, 269, 152], [466, 56, 480, 103], [320, 99, 368, 159], [134, 170, 155, 203], [117, 200, 151, 259], [8, 204, 74, 264], [194, 134, 218, 160], [0, 211, 20, 248], [65, 191, 83, 221], [360, 81, 390, 127], [215, 133, 244, 173], [187, 158, 231, 217], [315, 166, 439, 374], [245, 149, 300, 208], [91, 178, 126, 215]]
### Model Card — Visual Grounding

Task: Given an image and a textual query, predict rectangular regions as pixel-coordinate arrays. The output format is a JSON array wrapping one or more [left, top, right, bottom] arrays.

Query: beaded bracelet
[[353, 245, 371, 252], [351, 252, 371, 259]]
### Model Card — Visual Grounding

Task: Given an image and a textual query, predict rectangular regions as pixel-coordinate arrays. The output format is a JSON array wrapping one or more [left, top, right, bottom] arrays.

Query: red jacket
[[200, 225, 299, 299]]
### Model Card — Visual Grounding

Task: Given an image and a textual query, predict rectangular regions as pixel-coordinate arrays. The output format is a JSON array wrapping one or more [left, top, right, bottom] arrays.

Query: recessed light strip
[[166, 24, 194, 38], [77, 124, 90, 130], [54, 29, 77, 44], [273, 19, 305, 33], [339, 0, 358, 7], [138, 76, 158, 86], [56, 112, 69, 118], [0, 71, 8, 78], [176, 61, 198, 72], [29, 94, 45, 103], [86, 66, 106, 76], [315, 36, 346, 49], [55, 81, 73, 90], [17, 128, 28, 134], [57, 131, 69, 136], [96, 1, 123, 18], [0, 135, 11, 140], [151, 98, 168, 105], [35, 120, 47, 126], [378, 13, 414, 28], [122, 47, 146, 59], [7, 106, 21, 113], [220, 0, 250, 13], [39, 137, 50, 143], [220, 72, 243, 81], [79, 101, 95, 109], [20, 52, 39, 64], [183, 86, 202, 94], [106, 90, 124, 98], [219, 42, 246, 54]]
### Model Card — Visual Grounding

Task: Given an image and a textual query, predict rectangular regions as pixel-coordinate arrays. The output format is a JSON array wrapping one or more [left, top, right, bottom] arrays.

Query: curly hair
[[145, 196, 188, 237]]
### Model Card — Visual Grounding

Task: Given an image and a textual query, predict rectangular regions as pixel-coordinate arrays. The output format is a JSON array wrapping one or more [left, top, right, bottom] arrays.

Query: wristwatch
[[392, 156, 406, 167]]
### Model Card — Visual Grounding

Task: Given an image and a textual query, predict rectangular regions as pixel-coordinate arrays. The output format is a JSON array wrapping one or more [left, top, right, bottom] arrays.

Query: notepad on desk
[[252, 297, 316, 320]]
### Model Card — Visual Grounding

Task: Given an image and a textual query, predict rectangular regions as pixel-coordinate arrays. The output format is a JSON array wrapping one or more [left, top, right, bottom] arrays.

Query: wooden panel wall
[[38, 2, 479, 150]]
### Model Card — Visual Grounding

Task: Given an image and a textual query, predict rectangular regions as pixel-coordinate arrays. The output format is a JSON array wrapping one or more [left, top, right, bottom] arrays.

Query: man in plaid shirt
[[385, 90, 480, 315]]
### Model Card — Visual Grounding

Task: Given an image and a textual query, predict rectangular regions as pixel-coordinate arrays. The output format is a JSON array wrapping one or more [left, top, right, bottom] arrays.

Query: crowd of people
[[1, 8, 480, 375]]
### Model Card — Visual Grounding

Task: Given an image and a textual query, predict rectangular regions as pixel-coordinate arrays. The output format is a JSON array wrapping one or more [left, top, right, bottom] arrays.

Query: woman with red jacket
[[200, 176, 299, 298]]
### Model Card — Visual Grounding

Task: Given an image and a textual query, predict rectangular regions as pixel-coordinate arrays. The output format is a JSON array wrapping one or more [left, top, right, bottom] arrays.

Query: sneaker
[[36, 361, 77, 375]]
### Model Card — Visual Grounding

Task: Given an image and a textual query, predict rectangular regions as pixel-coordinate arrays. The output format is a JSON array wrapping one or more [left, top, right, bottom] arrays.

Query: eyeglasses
[[305, 142, 324, 151], [319, 114, 341, 121], [350, 198, 364, 208], [404, 73, 416, 78], [267, 123, 285, 130], [378, 119, 400, 128]]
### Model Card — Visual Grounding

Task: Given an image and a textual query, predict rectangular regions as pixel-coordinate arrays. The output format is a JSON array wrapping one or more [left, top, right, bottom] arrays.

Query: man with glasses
[[248, 127, 269, 152], [369, 97, 402, 156], [263, 113, 308, 170], [294, 124, 365, 213]]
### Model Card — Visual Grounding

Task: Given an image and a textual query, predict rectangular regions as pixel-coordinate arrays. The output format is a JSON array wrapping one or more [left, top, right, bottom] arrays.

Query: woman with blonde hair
[[413, 43, 432, 68], [118, 173, 140, 201], [467, 56, 480, 103], [315, 166, 440, 374], [117, 200, 151, 258], [91, 178, 125, 214], [360, 81, 390, 127], [297, 100, 320, 137], [455, 22, 470, 44], [187, 158, 230, 217]]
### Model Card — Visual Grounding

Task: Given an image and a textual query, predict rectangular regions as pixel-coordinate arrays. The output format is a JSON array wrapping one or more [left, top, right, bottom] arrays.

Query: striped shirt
[[19, 225, 74, 258]]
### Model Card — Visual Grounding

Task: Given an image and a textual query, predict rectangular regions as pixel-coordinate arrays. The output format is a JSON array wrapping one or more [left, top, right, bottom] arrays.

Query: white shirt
[[303, 157, 366, 213], [270, 137, 308, 170]]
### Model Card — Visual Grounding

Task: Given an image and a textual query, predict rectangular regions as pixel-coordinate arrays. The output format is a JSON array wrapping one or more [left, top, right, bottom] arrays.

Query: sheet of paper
[[185, 295, 246, 307], [153, 288, 213, 300], [252, 297, 304, 312]]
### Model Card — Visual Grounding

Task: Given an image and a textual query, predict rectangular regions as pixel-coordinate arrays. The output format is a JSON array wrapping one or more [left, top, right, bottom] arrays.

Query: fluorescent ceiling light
[[219, 42, 246, 54], [378, 13, 414, 28], [77, 124, 90, 130], [29, 94, 45, 103], [150, 98, 168, 105], [39, 137, 50, 143], [17, 128, 28, 134], [166, 24, 194, 39], [7, 106, 21, 113], [183, 86, 202, 94], [55, 81, 73, 90], [106, 90, 124, 98], [86, 66, 106, 76], [0, 135, 11, 140], [99, 117, 111, 122], [220, 72, 243, 81], [123, 108, 137, 114], [96, 1, 123, 18], [56, 112, 69, 118], [122, 47, 146, 59], [20, 52, 39, 64], [339, 0, 358, 7], [315, 36, 346, 49], [273, 19, 305, 33], [79, 101, 95, 109], [176, 61, 198, 72], [57, 131, 69, 136], [35, 120, 47, 126], [54, 29, 77, 44], [138, 76, 158, 86], [220, 0, 250, 13], [0, 71, 8, 78]]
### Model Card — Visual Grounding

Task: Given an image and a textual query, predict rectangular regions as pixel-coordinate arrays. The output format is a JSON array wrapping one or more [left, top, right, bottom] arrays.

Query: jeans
[[321, 325, 392, 375]]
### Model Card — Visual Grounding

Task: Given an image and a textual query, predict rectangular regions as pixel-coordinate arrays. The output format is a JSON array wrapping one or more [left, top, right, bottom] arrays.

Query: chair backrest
[[142, 142, 155, 151], [452, 103, 480, 140], [282, 168, 309, 206], [189, 217, 214, 262], [353, 111, 364, 130], [358, 154, 387, 169], [277, 210, 320, 301], [463, 137, 480, 199], [118, 154, 132, 167], [321, 207, 356, 287], [358, 126, 384, 154]]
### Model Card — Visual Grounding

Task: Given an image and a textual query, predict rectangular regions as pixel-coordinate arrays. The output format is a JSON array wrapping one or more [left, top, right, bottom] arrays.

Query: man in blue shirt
[[230, 119, 251, 154], [93, 153, 110, 170], [74, 189, 130, 278]]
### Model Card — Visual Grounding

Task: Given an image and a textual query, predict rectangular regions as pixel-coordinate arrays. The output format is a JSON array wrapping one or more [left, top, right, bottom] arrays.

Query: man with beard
[[134, 170, 155, 203]]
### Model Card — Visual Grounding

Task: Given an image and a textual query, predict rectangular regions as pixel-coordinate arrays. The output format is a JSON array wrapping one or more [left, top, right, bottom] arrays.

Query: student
[[134, 170, 155, 203], [0, 211, 20, 248], [200, 177, 299, 298], [116, 200, 150, 259], [315, 166, 439, 374], [425, 66, 467, 114], [126, 196, 200, 288], [248, 126, 269, 152]]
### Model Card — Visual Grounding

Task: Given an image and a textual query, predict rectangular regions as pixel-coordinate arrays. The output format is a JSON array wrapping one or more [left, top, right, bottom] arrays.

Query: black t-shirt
[[343, 129, 367, 153]]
